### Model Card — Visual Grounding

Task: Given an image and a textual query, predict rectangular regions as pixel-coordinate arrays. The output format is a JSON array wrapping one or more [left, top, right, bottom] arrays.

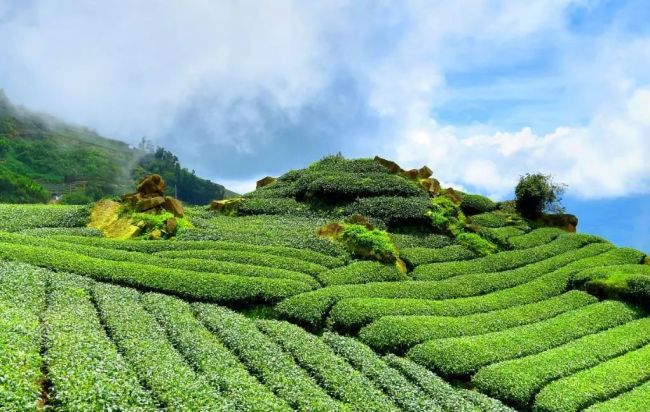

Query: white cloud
[[1, 0, 649, 200], [395, 87, 650, 199]]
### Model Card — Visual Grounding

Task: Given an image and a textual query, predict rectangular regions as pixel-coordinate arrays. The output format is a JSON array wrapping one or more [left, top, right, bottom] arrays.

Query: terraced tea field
[[0, 203, 649, 411]]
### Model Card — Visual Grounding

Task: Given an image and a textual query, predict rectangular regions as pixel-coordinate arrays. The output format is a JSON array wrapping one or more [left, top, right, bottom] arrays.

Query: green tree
[[515, 173, 566, 218]]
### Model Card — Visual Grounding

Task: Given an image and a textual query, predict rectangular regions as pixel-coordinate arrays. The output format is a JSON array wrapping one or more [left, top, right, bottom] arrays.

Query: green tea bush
[[142, 293, 289, 411], [276, 242, 623, 328], [473, 317, 650, 408], [53, 234, 345, 268], [338, 224, 398, 263], [534, 343, 650, 412], [400, 245, 475, 267], [238, 197, 313, 216], [469, 211, 524, 228], [256, 319, 397, 411], [322, 333, 440, 412], [177, 215, 348, 257], [389, 233, 453, 249], [428, 195, 464, 233], [344, 195, 431, 228], [407, 301, 641, 376], [508, 227, 566, 249], [318, 261, 407, 286], [300, 172, 423, 202], [471, 226, 526, 249], [194, 304, 344, 411], [0, 204, 89, 231], [0, 261, 46, 411], [460, 194, 496, 215], [455, 232, 498, 257], [93, 283, 226, 410], [572, 264, 650, 304], [19, 226, 103, 237], [384, 355, 514, 412], [0, 241, 313, 304], [1, 233, 320, 287], [0, 302, 43, 411], [360, 291, 597, 352], [585, 381, 650, 412], [157, 248, 327, 276], [412, 234, 600, 281], [45, 274, 155, 410]]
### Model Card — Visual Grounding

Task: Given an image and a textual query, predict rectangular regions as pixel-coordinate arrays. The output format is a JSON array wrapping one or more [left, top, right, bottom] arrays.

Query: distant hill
[[0, 90, 227, 204]]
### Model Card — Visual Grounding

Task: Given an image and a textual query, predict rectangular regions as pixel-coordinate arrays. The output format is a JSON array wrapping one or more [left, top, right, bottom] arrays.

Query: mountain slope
[[0, 90, 227, 204]]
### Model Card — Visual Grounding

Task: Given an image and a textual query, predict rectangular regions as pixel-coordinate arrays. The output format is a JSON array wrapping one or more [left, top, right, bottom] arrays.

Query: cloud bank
[[1, 0, 648, 197]]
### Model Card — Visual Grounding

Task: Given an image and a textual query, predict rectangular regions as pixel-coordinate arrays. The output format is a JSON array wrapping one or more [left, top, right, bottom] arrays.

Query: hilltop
[[0, 154, 648, 411], [0, 90, 229, 204]]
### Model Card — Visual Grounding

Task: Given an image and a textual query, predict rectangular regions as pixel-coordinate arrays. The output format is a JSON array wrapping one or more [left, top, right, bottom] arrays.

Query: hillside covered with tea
[[0, 155, 649, 412]]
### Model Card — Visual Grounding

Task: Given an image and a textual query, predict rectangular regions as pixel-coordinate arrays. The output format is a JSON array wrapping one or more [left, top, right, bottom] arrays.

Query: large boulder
[[137, 174, 165, 196], [418, 165, 433, 179], [164, 196, 184, 217], [256, 176, 277, 189], [210, 198, 242, 216], [374, 156, 404, 174], [136, 196, 165, 212], [420, 178, 441, 196]]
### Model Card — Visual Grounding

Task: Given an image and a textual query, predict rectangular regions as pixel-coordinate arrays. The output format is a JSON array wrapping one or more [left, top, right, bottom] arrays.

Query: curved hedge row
[[156, 249, 328, 276], [360, 291, 597, 352], [177, 215, 348, 257], [0, 261, 46, 411], [508, 228, 566, 249], [383, 355, 513, 412], [0, 204, 89, 232], [412, 234, 601, 280], [52, 234, 345, 268], [344, 195, 432, 228], [400, 245, 475, 268], [256, 319, 397, 411], [473, 317, 650, 408], [0, 241, 314, 304], [93, 283, 226, 410], [45, 274, 156, 410], [194, 304, 344, 411], [389, 233, 453, 250], [327, 245, 642, 330], [534, 343, 650, 412], [407, 301, 641, 376], [322, 333, 440, 412], [278, 242, 615, 328], [318, 261, 407, 286], [142, 293, 289, 411], [469, 212, 525, 228], [472, 226, 526, 249], [1, 233, 319, 287], [585, 381, 650, 412]]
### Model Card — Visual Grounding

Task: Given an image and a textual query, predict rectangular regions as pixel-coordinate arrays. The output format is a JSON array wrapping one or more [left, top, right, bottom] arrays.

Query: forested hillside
[[0, 90, 228, 204]]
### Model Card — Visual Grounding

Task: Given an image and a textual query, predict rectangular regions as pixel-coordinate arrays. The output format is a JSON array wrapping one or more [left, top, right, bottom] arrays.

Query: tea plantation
[[1, 156, 649, 411]]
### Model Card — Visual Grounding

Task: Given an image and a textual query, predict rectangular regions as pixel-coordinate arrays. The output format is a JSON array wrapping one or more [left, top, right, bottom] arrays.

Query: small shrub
[[460, 194, 496, 215], [338, 224, 398, 263], [456, 232, 498, 257]]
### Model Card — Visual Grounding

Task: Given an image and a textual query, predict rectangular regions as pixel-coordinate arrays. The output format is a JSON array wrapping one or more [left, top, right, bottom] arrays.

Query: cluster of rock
[[373, 156, 441, 196], [121, 174, 184, 218], [89, 174, 186, 239]]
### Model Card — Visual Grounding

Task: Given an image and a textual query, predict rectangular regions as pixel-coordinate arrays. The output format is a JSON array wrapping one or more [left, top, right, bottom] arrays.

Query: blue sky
[[0, 0, 648, 250]]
